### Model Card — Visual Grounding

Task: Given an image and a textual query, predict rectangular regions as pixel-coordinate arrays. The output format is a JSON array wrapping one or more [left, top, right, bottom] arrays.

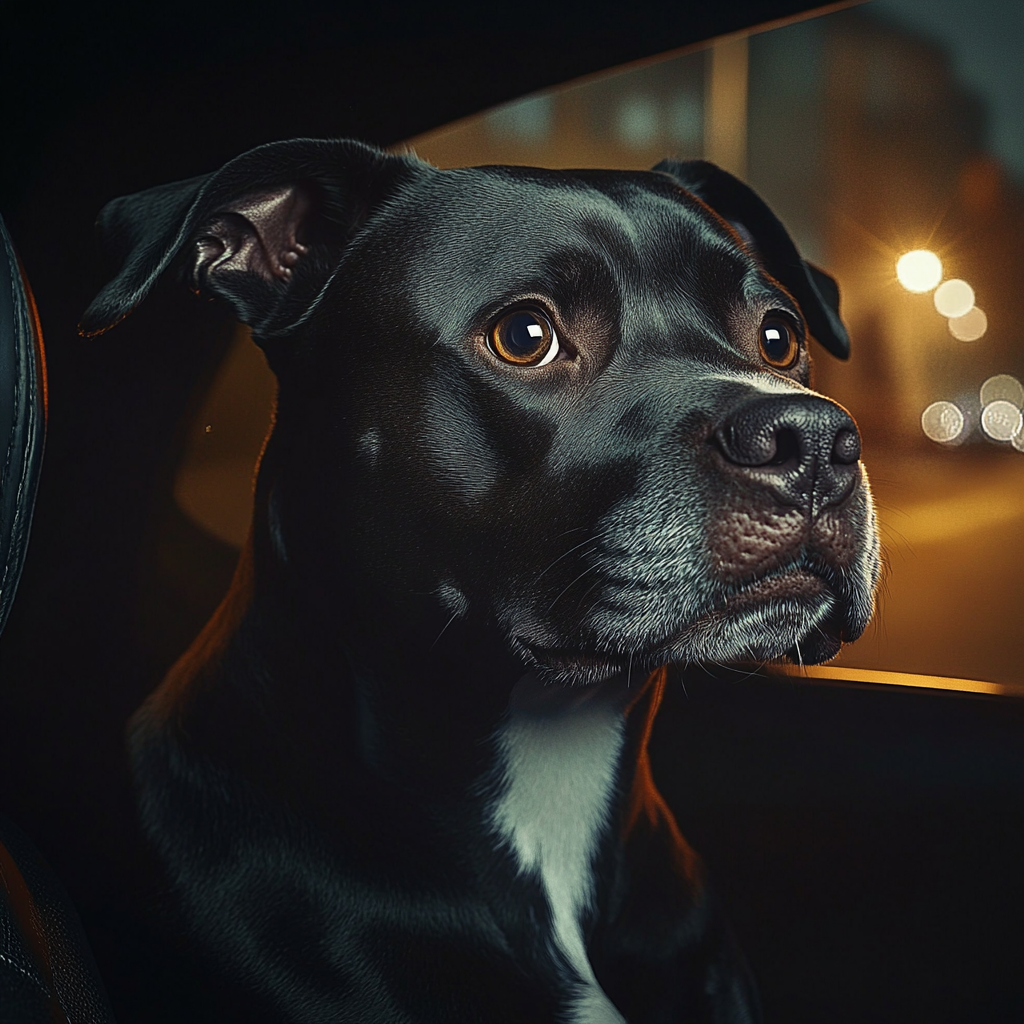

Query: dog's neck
[[343, 648, 648, 1024], [489, 675, 633, 1022]]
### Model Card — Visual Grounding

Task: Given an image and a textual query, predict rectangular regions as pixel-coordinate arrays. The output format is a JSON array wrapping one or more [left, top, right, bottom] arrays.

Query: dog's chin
[[520, 568, 853, 686], [652, 568, 849, 666], [518, 643, 630, 688]]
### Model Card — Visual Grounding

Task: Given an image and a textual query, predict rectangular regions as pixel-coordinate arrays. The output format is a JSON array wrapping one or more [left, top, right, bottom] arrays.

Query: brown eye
[[758, 317, 799, 368], [488, 309, 559, 366]]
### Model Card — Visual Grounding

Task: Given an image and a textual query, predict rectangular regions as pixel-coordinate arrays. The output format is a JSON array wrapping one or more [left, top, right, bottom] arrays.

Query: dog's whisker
[[727, 658, 768, 685], [553, 525, 590, 541], [573, 578, 604, 616], [546, 564, 601, 614], [431, 613, 459, 648], [535, 537, 598, 584]]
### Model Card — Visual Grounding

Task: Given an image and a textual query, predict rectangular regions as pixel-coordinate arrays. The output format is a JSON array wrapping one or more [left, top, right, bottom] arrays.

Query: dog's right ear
[[80, 139, 425, 342]]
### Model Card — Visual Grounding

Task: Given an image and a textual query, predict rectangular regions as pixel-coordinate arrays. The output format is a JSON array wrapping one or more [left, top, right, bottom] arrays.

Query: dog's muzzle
[[698, 390, 878, 663]]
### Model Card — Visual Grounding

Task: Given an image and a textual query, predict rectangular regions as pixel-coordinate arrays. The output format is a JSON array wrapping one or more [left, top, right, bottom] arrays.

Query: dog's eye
[[758, 317, 800, 369], [488, 310, 559, 367]]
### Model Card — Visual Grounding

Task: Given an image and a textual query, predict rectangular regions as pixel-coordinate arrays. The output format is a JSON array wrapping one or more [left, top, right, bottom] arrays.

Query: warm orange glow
[[622, 665, 701, 877], [959, 157, 1002, 214], [769, 664, 1019, 697]]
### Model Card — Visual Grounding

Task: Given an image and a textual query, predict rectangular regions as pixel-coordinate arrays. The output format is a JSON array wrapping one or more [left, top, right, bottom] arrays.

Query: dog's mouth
[[520, 565, 848, 685], [716, 566, 845, 662], [719, 565, 827, 608]]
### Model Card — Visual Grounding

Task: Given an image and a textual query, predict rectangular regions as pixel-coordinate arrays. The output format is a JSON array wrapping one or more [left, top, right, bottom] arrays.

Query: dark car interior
[[2, 1, 1023, 1021]]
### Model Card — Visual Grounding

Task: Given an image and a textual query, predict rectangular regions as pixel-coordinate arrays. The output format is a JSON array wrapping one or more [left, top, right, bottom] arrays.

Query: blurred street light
[[948, 306, 988, 341], [980, 374, 1024, 407], [934, 279, 975, 318], [921, 400, 965, 443], [896, 250, 942, 292], [981, 401, 1023, 442]]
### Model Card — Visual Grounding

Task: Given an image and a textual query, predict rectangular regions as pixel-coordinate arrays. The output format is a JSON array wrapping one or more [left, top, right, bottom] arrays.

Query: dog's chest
[[488, 675, 628, 1024]]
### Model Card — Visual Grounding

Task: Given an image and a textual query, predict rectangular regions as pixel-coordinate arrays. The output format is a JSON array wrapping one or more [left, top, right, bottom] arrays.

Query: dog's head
[[83, 139, 880, 685]]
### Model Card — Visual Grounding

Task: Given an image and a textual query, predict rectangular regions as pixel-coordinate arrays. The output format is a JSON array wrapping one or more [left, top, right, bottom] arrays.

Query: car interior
[[1, 0, 1021, 1021]]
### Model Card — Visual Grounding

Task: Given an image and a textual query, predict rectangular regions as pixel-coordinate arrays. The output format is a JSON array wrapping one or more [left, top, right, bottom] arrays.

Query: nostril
[[831, 428, 861, 465], [714, 421, 802, 468], [767, 428, 800, 467]]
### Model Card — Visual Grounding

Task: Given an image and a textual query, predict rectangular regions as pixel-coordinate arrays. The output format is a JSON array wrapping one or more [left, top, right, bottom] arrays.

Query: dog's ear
[[80, 138, 424, 342], [653, 158, 849, 359]]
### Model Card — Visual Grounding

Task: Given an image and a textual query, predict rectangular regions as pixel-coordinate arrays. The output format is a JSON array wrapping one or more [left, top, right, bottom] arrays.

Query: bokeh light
[[921, 401, 965, 443], [933, 279, 975, 318], [947, 306, 988, 341], [896, 250, 943, 292], [980, 401, 1023, 442], [980, 374, 1024, 408]]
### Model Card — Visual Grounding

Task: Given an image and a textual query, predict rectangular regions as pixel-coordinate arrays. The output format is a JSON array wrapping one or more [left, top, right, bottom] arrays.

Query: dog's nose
[[713, 394, 862, 513]]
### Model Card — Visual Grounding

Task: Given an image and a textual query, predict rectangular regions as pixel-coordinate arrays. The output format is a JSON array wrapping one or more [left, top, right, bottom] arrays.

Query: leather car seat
[[0, 214, 115, 1023]]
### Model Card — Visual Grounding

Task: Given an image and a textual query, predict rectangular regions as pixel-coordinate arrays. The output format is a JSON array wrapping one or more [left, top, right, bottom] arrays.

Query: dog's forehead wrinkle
[[422, 169, 609, 238], [405, 237, 627, 340], [386, 176, 770, 364], [401, 171, 721, 301], [617, 290, 732, 356]]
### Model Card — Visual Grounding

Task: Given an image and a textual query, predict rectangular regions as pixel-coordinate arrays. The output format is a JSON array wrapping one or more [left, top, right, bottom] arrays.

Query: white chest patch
[[489, 674, 628, 1024]]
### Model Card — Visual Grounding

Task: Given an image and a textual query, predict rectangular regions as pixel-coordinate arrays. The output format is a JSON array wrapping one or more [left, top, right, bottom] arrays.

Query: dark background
[[2, 1, 1023, 1020]]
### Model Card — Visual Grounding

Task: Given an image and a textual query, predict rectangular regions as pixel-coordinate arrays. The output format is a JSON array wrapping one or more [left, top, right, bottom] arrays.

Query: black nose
[[713, 394, 862, 513]]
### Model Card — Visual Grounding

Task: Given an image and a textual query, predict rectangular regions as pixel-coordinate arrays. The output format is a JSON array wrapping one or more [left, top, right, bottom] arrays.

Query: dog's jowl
[[83, 140, 880, 1023]]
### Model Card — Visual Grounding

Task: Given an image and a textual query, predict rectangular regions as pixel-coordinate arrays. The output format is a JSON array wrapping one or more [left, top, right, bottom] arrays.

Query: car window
[[176, 3, 1024, 692]]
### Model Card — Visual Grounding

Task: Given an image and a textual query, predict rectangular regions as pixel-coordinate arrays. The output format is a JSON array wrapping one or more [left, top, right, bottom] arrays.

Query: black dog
[[82, 139, 880, 1023]]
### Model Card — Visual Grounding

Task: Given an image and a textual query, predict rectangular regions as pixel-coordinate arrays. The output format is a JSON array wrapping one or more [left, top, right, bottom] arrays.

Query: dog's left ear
[[80, 138, 425, 345], [654, 159, 849, 359]]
